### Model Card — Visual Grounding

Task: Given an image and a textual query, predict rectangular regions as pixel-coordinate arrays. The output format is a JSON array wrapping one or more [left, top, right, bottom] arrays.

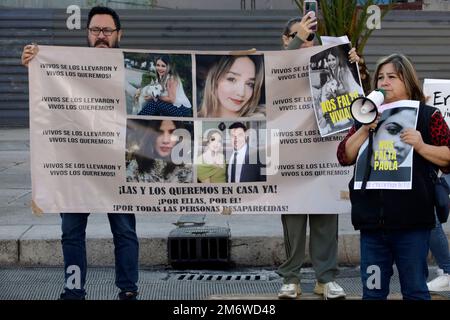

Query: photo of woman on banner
[[197, 126, 226, 183], [126, 119, 193, 183], [326, 46, 363, 96], [309, 44, 364, 137], [124, 53, 192, 117], [196, 54, 265, 118], [354, 106, 418, 185]]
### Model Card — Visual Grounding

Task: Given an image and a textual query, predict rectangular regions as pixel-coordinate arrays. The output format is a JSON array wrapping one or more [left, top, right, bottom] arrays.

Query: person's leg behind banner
[[276, 214, 307, 299], [427, 210, 450, 292], [108, 213, 139, 300], [60, 212, 89, 300], [309, 214, 346, 299]]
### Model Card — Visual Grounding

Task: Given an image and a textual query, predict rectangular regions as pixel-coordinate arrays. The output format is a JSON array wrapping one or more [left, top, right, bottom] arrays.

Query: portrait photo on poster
[[309, 43, 364, 137], [196, 54, 266, 119], [196, 120, 267, 183], [125, 119, 194, 183], [354, 105, 419, 189], [123, 52, 193, 117]]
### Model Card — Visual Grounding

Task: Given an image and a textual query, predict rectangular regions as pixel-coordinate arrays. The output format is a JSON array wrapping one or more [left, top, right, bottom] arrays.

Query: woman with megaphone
[[337, 53, 450, 300]]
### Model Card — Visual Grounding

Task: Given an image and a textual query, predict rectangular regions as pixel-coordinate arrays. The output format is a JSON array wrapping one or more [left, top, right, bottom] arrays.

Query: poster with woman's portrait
[[123, 52, 193, 117], [195, 54, 266, 119], [354, 100, 420, 190], [309, 43, 364, 137]]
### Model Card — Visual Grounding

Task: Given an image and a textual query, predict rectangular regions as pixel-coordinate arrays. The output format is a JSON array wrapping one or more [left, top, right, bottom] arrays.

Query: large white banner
[[29, 45, 353, 214]]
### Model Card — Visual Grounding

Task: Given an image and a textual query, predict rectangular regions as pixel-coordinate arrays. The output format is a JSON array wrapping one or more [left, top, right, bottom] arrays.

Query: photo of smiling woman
[[196, 55, 265, 118], [125, 119, 193, 183], [123, 52, 192, 117], [138, 55, 192, 117]]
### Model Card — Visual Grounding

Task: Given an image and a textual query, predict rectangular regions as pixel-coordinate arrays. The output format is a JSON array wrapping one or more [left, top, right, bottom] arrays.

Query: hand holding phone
[[303, 0, 318, 32]]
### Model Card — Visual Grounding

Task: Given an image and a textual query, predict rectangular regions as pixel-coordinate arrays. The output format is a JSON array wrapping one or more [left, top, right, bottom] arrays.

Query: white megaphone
[[350, 89, 385, 124]]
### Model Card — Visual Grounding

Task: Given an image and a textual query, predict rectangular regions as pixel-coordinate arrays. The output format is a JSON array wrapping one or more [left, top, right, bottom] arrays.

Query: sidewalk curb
[[1, 231, 363, 266], [2, 226, 449, 267]]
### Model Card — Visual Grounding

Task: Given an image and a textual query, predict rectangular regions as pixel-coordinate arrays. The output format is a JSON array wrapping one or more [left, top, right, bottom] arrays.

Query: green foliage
[[293, 0, 394, 55]]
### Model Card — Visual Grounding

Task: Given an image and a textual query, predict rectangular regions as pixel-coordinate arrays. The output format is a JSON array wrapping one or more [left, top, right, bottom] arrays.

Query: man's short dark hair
[[87, 6, 121, 30], [229, 122, 247, 131]]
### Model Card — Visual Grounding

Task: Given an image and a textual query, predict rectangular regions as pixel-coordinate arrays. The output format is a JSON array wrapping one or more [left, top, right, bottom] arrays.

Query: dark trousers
[[276, 214, 339, 284]]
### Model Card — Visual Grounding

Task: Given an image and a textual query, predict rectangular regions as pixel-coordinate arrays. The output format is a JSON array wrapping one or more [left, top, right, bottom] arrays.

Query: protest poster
[[29, 45, 352, 214], [309, 43, 364, 137], [353, 100, 420, 190], [423, 78, 450, 125]]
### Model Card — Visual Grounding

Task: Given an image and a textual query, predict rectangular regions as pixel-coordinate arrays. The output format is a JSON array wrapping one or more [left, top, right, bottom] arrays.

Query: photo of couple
[[196, 121, 266, 183]]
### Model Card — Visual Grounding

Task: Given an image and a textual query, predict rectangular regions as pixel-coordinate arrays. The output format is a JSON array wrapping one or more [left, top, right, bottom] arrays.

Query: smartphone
[[304, 0, 318, 32]]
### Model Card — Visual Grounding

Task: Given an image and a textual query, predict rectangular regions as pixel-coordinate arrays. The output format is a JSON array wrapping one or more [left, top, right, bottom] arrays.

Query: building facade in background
[[0, 0, 295, 10], [2, 0, 449, 11]]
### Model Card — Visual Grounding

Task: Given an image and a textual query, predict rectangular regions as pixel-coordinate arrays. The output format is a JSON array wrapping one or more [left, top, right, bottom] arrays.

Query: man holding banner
[[21, 6, 139, 300]]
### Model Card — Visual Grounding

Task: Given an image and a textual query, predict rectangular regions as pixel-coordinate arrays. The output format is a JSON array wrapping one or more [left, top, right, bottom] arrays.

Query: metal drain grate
[[174, 273, 268, 281], [168, 226, 231, 267]]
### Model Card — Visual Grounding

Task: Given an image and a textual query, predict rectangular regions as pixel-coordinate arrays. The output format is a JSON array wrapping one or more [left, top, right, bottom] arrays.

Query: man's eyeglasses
[[88, 27, 117, 36], [288, 32, 297, 39]]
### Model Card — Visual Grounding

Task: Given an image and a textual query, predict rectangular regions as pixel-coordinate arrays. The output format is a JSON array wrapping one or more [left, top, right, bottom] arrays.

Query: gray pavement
[[0, 266, 448, 300], [0, 128, 449, 268]]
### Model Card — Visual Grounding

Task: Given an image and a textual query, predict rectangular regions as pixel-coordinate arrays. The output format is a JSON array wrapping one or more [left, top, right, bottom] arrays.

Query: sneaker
[[427, 274, 450, 292], [278, 283, 301, 299], [313, 282, 325, 295], [118, 291, 138, 300], [314, 281, 346, 300]]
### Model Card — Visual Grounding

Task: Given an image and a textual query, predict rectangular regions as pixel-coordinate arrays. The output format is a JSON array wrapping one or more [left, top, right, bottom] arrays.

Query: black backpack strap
[[418, 104, 440, 179], [417, 103, 437, 145]]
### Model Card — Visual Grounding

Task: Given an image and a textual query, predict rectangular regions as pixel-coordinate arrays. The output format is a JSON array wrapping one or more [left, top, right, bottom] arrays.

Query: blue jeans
[[61, 213, 139, 299], [430, 212, 450, 274], [360, 229, 431, 300]]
